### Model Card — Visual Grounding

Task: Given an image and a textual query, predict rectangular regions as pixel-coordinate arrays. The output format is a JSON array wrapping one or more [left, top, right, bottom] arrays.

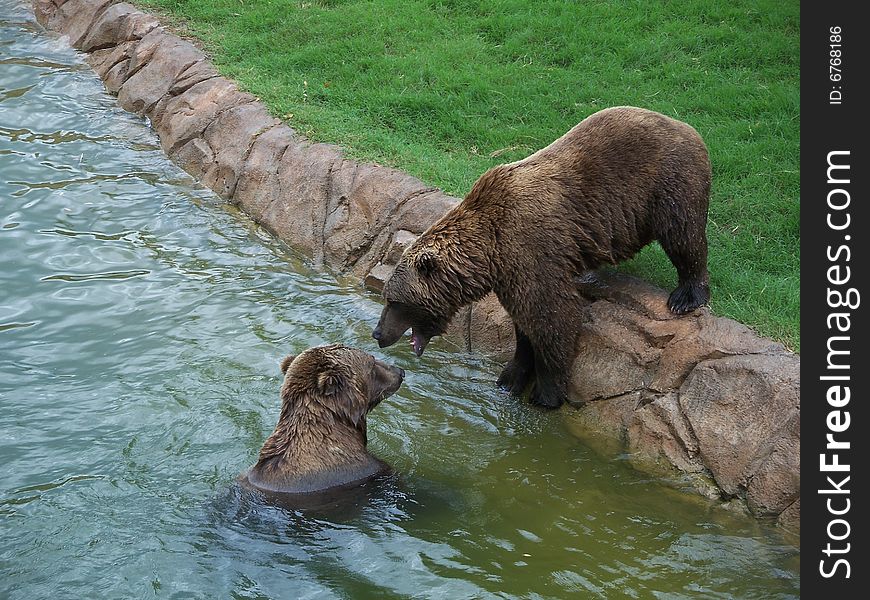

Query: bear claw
[[667, 282, 709, 314]]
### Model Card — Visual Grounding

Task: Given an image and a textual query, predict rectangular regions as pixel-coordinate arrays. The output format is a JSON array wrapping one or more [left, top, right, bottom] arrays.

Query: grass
[[138, 0, 800, 351]]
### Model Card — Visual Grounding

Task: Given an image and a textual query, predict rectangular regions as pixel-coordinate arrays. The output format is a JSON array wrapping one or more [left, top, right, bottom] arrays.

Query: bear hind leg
[[660, 227, 710, 314], [497, 325, 536, 396]]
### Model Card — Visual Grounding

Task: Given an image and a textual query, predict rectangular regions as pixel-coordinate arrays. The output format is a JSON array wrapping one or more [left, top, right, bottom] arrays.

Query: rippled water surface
[[0, 3, 799, 598]]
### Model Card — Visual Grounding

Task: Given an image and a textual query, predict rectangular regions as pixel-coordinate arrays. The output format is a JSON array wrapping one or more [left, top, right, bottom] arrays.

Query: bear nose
[[372, 326, 382, 341], [399, 368, 405, 379]]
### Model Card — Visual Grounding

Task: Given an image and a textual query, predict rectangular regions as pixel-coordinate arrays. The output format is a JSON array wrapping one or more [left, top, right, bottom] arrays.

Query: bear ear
[[279, 355, 297, 374], [414, 248, 439, 276], [316, 369, 342, 396]]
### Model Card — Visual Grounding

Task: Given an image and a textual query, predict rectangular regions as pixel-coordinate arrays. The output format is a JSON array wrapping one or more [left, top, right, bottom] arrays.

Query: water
[[0, 2, 799, 597]]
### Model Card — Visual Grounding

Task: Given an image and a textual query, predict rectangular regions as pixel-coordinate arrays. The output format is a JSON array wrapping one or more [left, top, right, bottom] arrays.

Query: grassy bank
[[139, 0, 800, 350]]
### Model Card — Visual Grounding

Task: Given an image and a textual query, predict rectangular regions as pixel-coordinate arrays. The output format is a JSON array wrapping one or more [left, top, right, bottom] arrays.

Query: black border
[[801, 1, 868, 594]]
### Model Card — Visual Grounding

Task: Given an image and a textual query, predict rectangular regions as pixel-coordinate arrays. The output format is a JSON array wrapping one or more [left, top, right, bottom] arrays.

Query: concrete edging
[[32, 0, 800, 530]]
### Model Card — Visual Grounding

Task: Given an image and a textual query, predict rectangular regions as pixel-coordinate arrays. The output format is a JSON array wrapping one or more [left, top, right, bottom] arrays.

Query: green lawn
[[139, 0, 800, 351]]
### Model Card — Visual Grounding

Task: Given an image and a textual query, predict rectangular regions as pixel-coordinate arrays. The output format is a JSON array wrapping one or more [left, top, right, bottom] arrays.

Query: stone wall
[[32, 0, 800, 530]]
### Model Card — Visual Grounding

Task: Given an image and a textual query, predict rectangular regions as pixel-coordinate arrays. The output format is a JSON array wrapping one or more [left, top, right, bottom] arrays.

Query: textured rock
[[569, 301, 657, 405], [679, 353, 800, 511], [777, 498, 800, 533], [167, 61, 221, 97], [442, 305, 473, 351], [745, 411, 800, 516], [394, 190, 458, 234], [234, 124, 297, 224], [467, 293, 514, 360], [47, 0, 114, 48], [154, 77, 249, 154], [148, 75, 271, 196], [558, 273, 800, 519], [364, 263, 394, 294], [262, 140, 343, 257], [200, 104, 280, 198], [625, 393, 699, 474], [86, 39, 137, 80], [148, 62, 223, 129], [102, 44, 137, 94], [33, 0, 68, 26], [385, 230, 417, 264], [321, 163, 431, 273], [117, 30, 206, 117], [79, 3, 158, 53], [32, 0, 800, 527]]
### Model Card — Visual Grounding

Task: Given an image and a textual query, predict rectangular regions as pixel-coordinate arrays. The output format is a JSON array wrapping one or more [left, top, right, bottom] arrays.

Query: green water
[[0, 2, 798, 597]]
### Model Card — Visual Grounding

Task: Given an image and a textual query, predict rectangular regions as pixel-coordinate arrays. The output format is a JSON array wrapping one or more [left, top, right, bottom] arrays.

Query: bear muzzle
[[373, 302, 439, 356], [372, 304, 411, 348]]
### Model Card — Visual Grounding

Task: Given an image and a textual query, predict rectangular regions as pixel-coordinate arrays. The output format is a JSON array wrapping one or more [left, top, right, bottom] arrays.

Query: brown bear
[[242, 344, 404, 495], [373, 106, 711, 408]]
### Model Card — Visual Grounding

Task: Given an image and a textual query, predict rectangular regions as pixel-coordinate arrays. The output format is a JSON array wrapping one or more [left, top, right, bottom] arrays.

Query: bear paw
[[667, 281, 710, 314], [497, 360, 534, 396], [528, 382, 567, 409]]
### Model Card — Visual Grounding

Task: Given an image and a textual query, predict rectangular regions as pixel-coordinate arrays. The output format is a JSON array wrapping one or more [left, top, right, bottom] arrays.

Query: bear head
[[248, 345, 404, 495], [278, 344, 405, 430], [373, 243, 461, 357], [373, 198, 495, 357]]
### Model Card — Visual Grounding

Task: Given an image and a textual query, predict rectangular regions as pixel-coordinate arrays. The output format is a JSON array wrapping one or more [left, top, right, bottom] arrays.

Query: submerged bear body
[[243, 345, 404, 497], [374, 107, 711, 408]]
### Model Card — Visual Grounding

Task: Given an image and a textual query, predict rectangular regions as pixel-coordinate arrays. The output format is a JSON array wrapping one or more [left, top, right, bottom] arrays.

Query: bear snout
[[372, 305, 411, 348], [372, 326, 394, 348]]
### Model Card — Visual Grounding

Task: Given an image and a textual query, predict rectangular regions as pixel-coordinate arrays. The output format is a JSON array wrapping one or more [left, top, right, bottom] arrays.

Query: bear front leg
[[497, 324, 536, 395], [500, 278, 582, 408], [528, 351, 570, 409], [529, 366, 568, 408]]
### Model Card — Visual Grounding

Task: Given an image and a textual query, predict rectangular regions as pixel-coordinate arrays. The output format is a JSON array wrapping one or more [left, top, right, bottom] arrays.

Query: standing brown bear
[[243, 345, 404, 495], [373, 106, 711, 409]]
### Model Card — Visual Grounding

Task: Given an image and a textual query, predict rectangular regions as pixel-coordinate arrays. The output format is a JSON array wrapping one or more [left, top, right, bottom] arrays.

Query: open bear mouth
[[410, 328, 431, 357]]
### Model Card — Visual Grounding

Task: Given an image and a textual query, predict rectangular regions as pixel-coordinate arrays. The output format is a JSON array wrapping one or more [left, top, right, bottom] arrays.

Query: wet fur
[[377, 107, 711, 408], [243, 345, 403, 495]]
